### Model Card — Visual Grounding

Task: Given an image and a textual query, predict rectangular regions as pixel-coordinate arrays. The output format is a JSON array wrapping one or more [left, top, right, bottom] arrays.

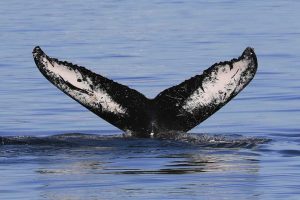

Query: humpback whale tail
[[33, 47, 257, 137]]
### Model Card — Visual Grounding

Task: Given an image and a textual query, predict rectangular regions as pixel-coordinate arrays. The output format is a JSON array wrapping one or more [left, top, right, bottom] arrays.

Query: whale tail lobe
[[33, 47, 257, 137]]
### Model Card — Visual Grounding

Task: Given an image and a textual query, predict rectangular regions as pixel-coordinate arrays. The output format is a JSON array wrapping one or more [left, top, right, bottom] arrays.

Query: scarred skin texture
[[33, 47, 257, 137]]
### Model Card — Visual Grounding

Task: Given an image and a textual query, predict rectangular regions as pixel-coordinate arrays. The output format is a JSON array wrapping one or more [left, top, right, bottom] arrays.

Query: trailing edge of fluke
[[33, 46, 257, 137]]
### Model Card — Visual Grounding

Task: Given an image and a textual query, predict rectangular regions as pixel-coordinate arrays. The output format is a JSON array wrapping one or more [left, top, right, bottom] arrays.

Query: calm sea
[[0, 0, 300, 199]]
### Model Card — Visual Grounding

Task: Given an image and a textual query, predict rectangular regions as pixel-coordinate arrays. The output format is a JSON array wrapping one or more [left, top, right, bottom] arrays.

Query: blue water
[[1, 0, 300, 199]]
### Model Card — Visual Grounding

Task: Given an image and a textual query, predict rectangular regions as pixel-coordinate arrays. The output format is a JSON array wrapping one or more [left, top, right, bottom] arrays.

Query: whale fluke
[[33, 47, 257, 137]]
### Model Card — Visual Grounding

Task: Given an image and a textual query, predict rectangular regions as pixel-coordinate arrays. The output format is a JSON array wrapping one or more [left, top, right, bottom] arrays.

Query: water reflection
[[0, 134, 260, 176], [24, 138, 261, 200]]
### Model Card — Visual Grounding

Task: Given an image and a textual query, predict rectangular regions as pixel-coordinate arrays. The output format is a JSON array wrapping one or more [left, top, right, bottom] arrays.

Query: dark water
[[1, 0, 300, 199]]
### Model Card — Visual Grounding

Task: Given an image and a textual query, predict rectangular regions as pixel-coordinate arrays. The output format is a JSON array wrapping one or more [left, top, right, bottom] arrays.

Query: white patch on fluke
[[183, 59, 252, 113], [40, 56, 127, 115]]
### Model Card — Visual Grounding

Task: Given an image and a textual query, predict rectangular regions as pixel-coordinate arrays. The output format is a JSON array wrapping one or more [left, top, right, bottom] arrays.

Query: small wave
[[0, 132, 270, 148], [157, 132, 270, 148], [279, 150, 300, 157]]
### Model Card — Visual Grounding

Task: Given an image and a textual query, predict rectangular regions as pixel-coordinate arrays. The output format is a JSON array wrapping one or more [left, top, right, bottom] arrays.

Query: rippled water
[[1, 0, 300, 199]]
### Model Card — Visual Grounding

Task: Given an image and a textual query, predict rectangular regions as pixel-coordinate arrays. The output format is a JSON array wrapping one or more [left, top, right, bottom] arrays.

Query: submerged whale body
[[33, 47, 257, 137]]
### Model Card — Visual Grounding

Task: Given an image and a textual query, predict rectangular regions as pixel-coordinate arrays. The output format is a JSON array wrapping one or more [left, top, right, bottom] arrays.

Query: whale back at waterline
[[33, 47, 257, 137]]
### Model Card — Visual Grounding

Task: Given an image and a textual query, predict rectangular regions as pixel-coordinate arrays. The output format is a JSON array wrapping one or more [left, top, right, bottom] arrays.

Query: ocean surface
[[0, 0, 300, 199]]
